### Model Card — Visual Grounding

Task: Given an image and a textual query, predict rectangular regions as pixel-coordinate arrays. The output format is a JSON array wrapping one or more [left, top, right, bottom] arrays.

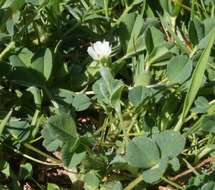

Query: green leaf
[[126, 136, 160, 169], [159, 0, 173, 15], [119, 13, 139, 53], [61, 139, 86, 169], [72, 94, 91, 111], [204, 18, 215, 34], [128, 86, 152, 107], [158, 12, 191, 54], [31, 48, 53, 81], [191, 96, 210, 114], [84, 171, 100, 190], [18, 163, 32, 180], [10, 55, 27, 67], [1, 162, 10, 177], [155, 130, 185, 158], [52, 88, 75, 105], [43, 48, 53, 80], [42, 113, 78, 152], [142, 157, 168, 183], [0, 33, 10, 41], [93, 67, 124, 112], [199, 114, 215, 133], [119, 13, 146, 54], [126, 15, 146, 55], [9, 48, 33, 67], [169, 157, 180, 172], [110, 155, 127, 165], [145, 26, 164, 54], [175, 27, 215, 131], [18, 48, 33, 67], [189, 18, 204, 45], [160, 94, 180, 130], [201, 182, 215, 190], [8, 67, 46, 87], [100, 181, 122, 190], [167, 55, 193, 84], [147, 45, 172, 66], [27, 87, 42, 108], [67, 151, 86, 169], [2, 0, 25, 12], [134, 71, 152, 87], [41, 113, 85, 169], [159, 0, 183, 18], [47, 183, 60, 190], [7, 120, 31, 142]]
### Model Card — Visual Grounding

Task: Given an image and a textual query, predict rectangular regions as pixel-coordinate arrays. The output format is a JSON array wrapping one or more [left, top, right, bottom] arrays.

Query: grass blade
[[174, 28, 215, 131], [0, 109, 13, 136]]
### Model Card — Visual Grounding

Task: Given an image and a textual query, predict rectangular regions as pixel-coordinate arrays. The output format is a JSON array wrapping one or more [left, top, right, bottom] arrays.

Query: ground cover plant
[[0, 0, 215, 189]]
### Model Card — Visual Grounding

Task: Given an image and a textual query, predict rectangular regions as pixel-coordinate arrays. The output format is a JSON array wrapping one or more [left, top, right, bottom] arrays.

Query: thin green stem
[[123, 175, 144, 190], [118, 111, 128, 148], [0, 109, 13, 136], [174, 117, 183, 132], [184, 113, 197, 123], [113, 5, 133, 26], [161, 176, 184, 190], [0, 41, 15, 60], [1, 142, 60, 166], [183, 116, 203, 137], [119, 132, 143, 137], [43, 86, 59, 108], [29, 136, 43, 144], [127, 115, 138, 134], [197, 145, 215, 161], [171, 0, 191, 11], [31, 109, 40, 126], [183, 158, 199, 176], [104, 0, 109, 19], [23, 143, 62, 164], [30, 177, 43, 189]]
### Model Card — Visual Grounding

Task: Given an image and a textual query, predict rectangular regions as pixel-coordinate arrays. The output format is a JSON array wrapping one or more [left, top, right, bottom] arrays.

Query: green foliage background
[[0, 0, 215, 189]]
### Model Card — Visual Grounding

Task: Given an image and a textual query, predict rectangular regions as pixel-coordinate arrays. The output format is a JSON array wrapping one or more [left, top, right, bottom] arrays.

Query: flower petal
[[87, 46, 99, 60], [87, 40, 111, 61], [93, 41, 103, 55]]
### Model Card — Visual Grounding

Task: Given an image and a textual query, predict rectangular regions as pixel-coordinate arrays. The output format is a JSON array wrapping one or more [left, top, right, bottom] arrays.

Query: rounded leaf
[[142, 157, 168, 183], [167, 55, 192, 84], [155, 130, 185, 158], [72, 94, 91, 112], [126, 136, 160, 169]]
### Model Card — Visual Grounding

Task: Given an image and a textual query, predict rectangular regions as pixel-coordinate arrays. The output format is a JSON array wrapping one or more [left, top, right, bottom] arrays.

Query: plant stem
[[161, 176, 184, 190], [31, 109, 40, 126], [118, 111, 128, 148], [127, 114, 138, 134], [113, 4, 133, 26], [174, 117, 183, 131], [0, 41, 15, 60], [30, 177, 43, 189], [183, 116, 203, 137], [170, 157, 215, 181], [104, 0, 109, 19], [0, 109, 13, 135], [43, 86, 59, 108], [29, 136, 43, 144], [23, 143, 62, 164], [124, 175, 144, 190], [183, 158, 199, 176], [171, 0, 191, 11], [1, 142, 59, 166]]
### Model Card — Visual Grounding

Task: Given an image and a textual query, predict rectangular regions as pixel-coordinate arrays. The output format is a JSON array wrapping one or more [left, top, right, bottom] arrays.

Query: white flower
[[87, 40, 111, 61]]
